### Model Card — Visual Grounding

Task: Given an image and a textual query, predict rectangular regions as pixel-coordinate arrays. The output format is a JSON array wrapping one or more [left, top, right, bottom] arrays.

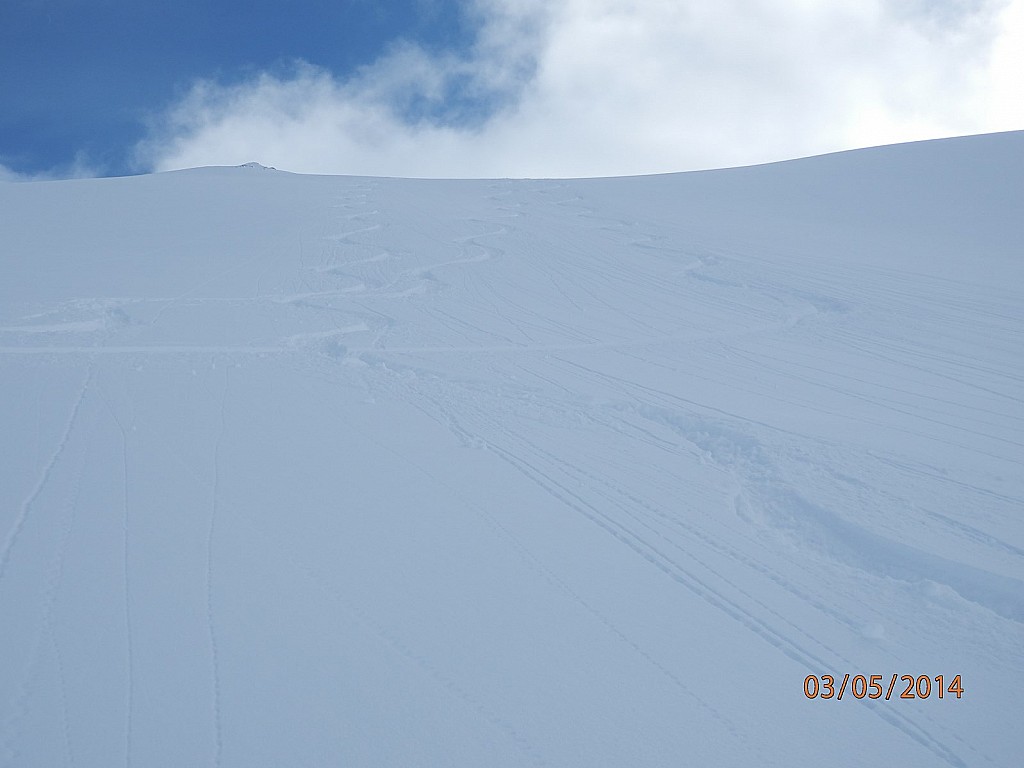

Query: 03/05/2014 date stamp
[[804, 674, 963, 701]]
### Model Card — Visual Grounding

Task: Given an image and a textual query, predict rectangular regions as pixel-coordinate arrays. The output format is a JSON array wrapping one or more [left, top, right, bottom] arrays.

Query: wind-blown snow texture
[[1, 132, 1022, 767]]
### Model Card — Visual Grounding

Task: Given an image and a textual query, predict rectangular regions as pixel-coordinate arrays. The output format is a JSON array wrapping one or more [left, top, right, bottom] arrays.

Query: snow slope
[[1, 132, 1021, 767]]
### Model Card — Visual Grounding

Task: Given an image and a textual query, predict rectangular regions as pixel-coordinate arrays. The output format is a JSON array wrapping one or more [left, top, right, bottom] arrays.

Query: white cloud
[[136, 0, 1024, 178], [0, 153, 102, 182], [987, 0, 1024, 126], [0, 163, 28, 182]]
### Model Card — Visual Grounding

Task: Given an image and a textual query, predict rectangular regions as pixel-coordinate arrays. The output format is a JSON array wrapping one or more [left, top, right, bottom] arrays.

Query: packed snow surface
[[1, 133, 1022, 767]]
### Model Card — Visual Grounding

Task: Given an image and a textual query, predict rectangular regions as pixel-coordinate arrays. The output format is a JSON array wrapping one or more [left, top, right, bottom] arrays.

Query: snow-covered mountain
[[1, 132, 1021, 767]]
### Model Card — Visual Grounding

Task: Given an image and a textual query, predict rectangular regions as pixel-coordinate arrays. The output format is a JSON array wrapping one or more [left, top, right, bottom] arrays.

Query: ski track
[[349, 230, 1000, 765], [380, 386, 745, 742], [392, 359, 976, 767], [479, 436, 969, 766], [0, 402, 91, 768], [96, 384, 136, 768], [0, 366, 91, 586], [258, 526, 550, 768], [119, 417, 134, 768], [538, 353, 1022, 622], [43, 410, 91, 768], [207, 367, 228, 768], [363, 348, 965, 762]]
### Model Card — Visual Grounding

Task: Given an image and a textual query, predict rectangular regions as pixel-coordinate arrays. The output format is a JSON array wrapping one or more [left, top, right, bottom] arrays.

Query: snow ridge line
[[0, 366, 91, 587]]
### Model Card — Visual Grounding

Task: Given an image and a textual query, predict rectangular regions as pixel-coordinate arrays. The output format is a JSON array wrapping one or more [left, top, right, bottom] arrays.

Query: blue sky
[[2, 1, 1021, 179], [1, 0, 472, 176]]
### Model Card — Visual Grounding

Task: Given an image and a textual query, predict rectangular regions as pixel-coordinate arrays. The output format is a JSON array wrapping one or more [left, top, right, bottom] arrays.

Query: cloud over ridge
[[137, 0, 1024, 178]]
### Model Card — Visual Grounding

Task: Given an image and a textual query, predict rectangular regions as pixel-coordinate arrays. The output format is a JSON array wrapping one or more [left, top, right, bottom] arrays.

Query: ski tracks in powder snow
[[0, 369, 93, 768], [319, 186, 994, 766], [0, 366, 92, 587], [206, 367, 229, 768]]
